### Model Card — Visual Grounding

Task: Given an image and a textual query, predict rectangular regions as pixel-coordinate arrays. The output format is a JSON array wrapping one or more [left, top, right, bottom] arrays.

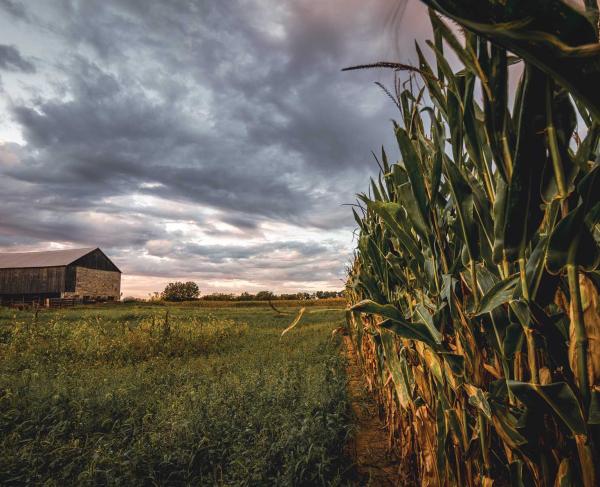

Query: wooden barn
[[0, 248, 121, 304]]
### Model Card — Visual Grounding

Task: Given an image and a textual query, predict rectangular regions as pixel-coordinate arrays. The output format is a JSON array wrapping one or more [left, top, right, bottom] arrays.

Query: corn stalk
[[345, 3, 600, 485]]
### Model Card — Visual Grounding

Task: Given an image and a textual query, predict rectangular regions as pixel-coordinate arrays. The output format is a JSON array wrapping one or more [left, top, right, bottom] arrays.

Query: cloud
[[0, 0, 430, 294], [116, 238, 348, 293], [0, 0, 28, 21], [0, 44, 35, 73]]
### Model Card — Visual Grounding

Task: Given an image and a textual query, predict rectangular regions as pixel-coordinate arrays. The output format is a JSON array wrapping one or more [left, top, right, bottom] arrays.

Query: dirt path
[[344, 336, 401, 486]]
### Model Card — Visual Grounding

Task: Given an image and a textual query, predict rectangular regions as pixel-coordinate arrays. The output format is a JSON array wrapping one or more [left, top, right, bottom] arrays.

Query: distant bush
[[122, 296, 142, 303]]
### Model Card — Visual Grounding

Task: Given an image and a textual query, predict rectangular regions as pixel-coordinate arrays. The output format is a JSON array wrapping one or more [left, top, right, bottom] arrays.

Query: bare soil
[[344, 336, 402, 486]]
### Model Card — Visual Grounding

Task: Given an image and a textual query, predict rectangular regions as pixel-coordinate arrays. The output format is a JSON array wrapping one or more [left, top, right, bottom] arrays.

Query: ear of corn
[[346, 3, 600, 485]]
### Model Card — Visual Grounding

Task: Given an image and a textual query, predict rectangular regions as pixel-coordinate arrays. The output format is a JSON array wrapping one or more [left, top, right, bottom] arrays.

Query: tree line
[[152, 281, 344, 302], [200, 290, 344, 301]]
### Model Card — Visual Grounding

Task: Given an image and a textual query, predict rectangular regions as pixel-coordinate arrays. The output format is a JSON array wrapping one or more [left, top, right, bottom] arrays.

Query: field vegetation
[[0, 303, 351, 486]]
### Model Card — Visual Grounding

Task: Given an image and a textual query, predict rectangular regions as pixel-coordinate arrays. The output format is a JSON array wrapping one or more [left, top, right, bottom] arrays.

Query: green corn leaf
[[379, 318, 441, 348], [578, 164, 600, 220], [461, 74, 485, 172], [366, 200, 422, 260], [395, 124, 430, 230], [483, 44, 510, 181], [519, 235, 560, 307], [446, 89, 464, 166], [503, 323, 523, 359], [541, 85, 578, 203], [435, 400, 447, 485], [443, 156, 478, 261], [400, 90, 415, 130], [419, 344, 445, 384], [430, 150, 443, 204], [352, 208, 364, 230], [380, 145, 390, 173], [414, 303, 443, 344], [575, 123, 600, 169], [503, 65, 548, 261], [508, 460, 526, 487], [489, 394, 528, 451], [370, 178, 383, 202], [492, 175, 508, 264], [415, 42, 447, 116], [509, 299, 532, 330], [397, 182, 431, 242], [475, 264, 499, 295], [589, 390, 600, 425], [356, 273, 386, 304], [429, 10, 487, 87], [466, 385, 492, 420], [391, 162, 409, 188], [426, 39, 458, 97], [476, 274, 519, 315], [350, 299, 405, 322], [381, 330, 413, 408], [421, 0, 600, 120], [353, 310, 364, 357], [440, 352, 465, 377], [546, 204, 600, 274], [445, 408, 468, 451], [523, 235, 548, 295], [507, 380, 587, 435]]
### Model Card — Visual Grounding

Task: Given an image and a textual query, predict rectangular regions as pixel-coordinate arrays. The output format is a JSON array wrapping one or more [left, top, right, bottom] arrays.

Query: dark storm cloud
[[118, 238, 346, 287], [7, 56, 314, 219], [8, 58, 305, 219], [0, 44, 35, 73], [182, 240, 330, 263], [0, 188, 167, 249], [0, 0, 429, 290], [0, 0, 28, 20], [6, 0, 399, 215]]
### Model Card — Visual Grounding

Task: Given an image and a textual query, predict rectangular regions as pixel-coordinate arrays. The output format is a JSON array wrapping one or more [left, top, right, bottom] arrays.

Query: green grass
[[0, 303, 352, 486]]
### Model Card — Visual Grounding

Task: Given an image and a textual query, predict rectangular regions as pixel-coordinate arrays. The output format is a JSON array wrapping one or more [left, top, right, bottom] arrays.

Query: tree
[[161, 281, 200, 301], [255, 290, 274, 301], [238, 291, 255, 301]]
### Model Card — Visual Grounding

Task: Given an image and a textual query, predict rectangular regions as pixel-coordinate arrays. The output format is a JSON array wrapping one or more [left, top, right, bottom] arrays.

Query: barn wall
[[0, 267, 66, 295], [67, 266, 120, 299]]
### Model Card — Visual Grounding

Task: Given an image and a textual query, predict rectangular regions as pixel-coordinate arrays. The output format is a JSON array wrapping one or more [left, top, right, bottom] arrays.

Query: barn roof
[[0, 248, 98, 269]]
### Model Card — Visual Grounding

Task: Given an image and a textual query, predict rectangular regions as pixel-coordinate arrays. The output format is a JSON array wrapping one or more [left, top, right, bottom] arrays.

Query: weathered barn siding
[[0, 267, 65, 295], [70, 267, 120, 299]]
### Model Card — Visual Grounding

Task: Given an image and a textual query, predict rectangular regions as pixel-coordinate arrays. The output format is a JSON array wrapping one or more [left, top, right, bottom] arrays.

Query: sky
[[0, 0, 432, 297]]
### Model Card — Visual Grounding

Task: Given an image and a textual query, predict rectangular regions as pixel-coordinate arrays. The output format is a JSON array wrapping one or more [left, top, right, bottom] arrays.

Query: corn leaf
[[507, 381, 587, 435], [476, 274, 518, 315]]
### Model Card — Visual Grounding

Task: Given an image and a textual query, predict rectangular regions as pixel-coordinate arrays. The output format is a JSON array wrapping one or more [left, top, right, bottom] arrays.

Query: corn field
[[345, 1, 600, 486]]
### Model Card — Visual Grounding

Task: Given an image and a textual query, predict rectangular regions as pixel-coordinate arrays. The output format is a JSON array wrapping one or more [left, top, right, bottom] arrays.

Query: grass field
[[0, 302, 352, 486]]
